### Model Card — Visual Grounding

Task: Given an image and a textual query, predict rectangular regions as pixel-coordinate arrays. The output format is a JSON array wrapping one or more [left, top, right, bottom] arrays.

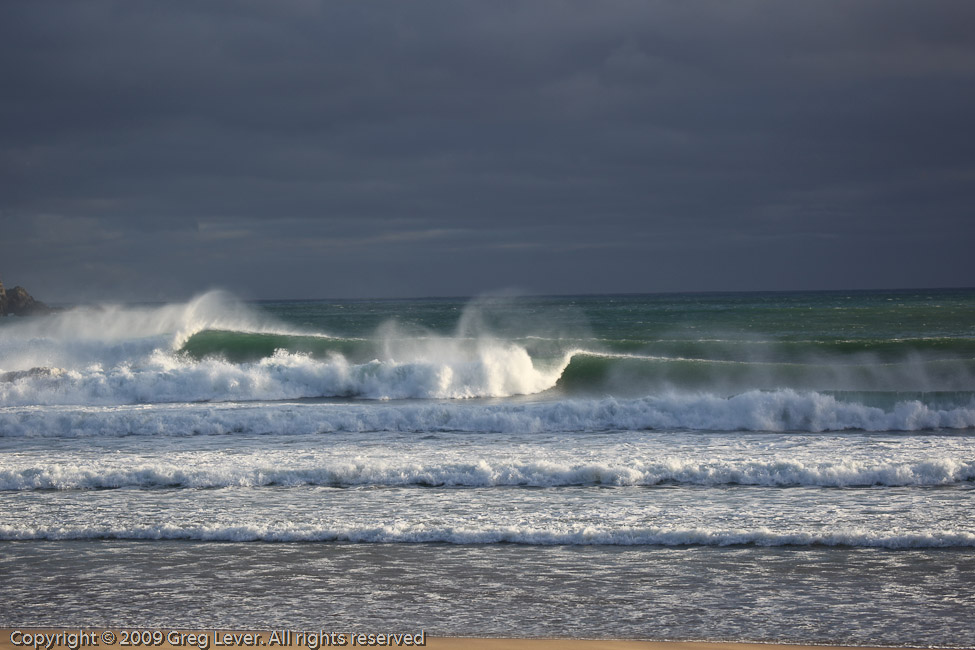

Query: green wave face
[[589, 337, 975, 364], [180, 330, 369, 363], [555, 353, 975, 398]]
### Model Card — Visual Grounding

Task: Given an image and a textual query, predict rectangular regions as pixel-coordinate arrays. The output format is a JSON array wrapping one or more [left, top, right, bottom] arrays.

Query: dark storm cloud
[[2, 0, 974, 301]]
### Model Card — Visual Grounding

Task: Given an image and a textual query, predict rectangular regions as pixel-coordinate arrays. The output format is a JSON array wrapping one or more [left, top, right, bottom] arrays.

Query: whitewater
[[2, 289, 974, 644]]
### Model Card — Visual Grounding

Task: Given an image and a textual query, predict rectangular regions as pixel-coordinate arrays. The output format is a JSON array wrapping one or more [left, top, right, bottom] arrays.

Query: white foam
[[1, 523, 972, 548], [3, 456, 972, 490], [2, 390, 973, 436]]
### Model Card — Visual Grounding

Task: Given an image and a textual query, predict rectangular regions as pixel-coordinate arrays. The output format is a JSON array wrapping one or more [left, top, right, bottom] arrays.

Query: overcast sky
[[2, 0, 974, 302]]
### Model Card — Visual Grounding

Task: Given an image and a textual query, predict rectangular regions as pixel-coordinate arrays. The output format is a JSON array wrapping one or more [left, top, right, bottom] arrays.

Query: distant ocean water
[[1, 290, 974, 645]]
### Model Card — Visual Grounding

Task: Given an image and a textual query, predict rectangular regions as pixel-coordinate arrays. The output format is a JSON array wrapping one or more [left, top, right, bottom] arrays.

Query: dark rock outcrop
[[0, 278, 50, 316]]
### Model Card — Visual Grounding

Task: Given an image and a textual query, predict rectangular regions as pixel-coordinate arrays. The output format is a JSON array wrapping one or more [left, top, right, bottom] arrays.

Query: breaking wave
[[0, 347, 570, 405], [2, 390, 973, 437], [3, 291, 975, 406]]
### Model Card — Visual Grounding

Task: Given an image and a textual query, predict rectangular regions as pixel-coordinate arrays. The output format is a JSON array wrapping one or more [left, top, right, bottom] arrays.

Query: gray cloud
[[2, 0, 974, 301]]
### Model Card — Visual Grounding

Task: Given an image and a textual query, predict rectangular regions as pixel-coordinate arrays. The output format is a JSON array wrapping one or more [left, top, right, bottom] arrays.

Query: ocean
[[1, 289, 974, 645]]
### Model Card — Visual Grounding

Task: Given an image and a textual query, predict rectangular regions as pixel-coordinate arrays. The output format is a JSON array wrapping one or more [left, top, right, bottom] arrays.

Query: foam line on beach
[[3, 457, 973, 490], [2, 524, 973, 548]]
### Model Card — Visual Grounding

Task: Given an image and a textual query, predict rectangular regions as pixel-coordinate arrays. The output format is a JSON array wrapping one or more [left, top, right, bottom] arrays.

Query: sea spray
[[0, 291, 313, 371]]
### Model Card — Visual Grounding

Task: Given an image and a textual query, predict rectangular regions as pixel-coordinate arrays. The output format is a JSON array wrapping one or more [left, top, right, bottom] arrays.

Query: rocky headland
[[0, 278, 50, 316]]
